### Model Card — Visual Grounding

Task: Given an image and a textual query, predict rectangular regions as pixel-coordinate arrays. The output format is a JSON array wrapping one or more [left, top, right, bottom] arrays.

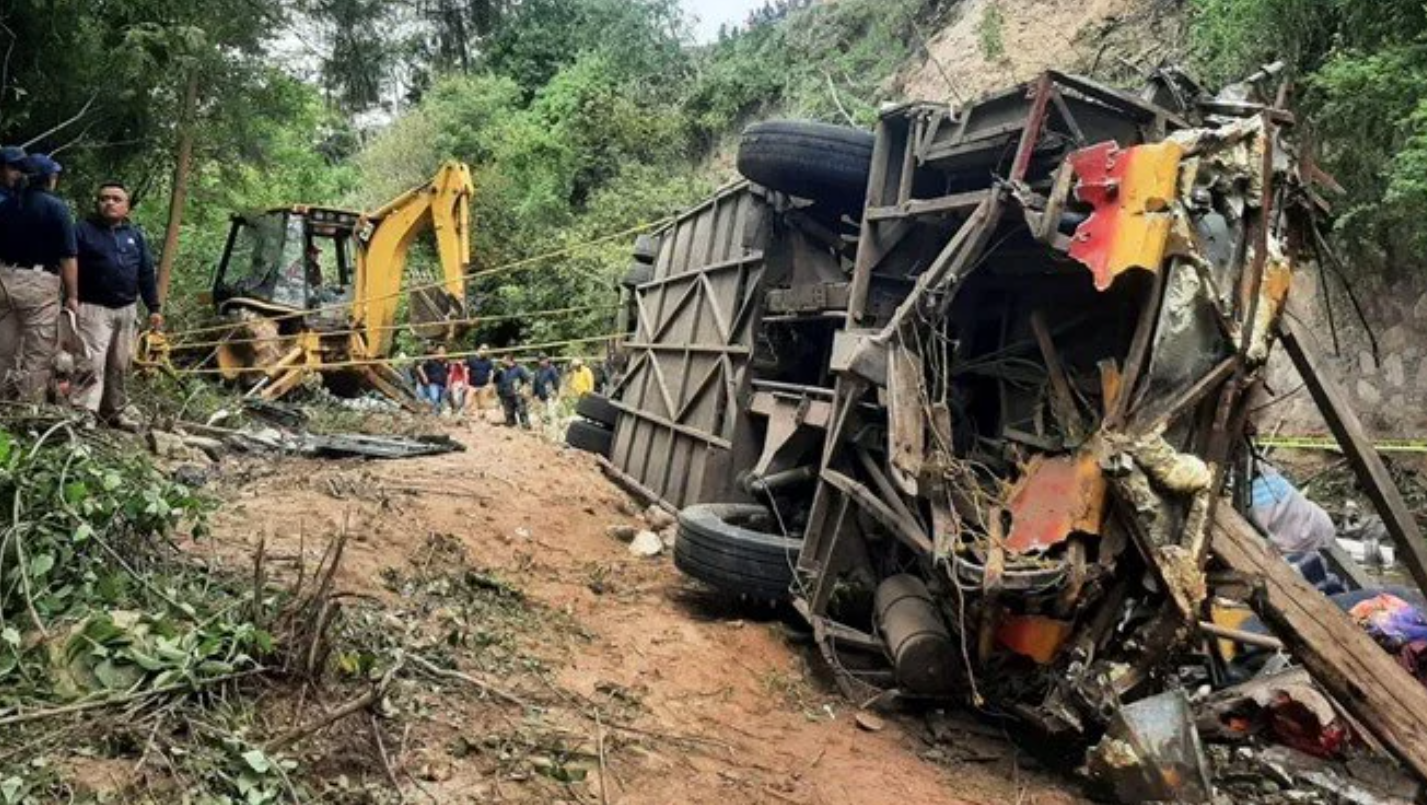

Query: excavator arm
[[353, 160, 475, 357]]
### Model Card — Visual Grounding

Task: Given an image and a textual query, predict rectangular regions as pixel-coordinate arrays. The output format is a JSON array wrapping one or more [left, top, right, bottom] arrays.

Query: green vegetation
[[1, 0, 942, 353], [352, 0, 937, 350], [978, 2, 1007, 61], [1189, 0, 1427, 270]]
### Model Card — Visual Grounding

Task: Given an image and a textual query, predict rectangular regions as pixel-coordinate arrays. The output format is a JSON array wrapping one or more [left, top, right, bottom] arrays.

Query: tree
[[1190, 0, 1427, 271]]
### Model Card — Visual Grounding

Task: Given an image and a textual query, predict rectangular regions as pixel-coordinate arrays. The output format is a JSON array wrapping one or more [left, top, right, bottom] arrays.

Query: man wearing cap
[[0, 147, 26, 206], [73, 182, 161, 426], [0, 153, 79, 402]]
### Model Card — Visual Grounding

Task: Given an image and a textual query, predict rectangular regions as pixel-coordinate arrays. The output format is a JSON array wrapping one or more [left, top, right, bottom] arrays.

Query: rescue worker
[[531, 354, 560, 424], [0, 154, 79, 402], [567, 357, 595, 398], [73, 182, 161, 427], [496, 353, 531, 429], [0, 147, 26, 205], [466, 344, 495, 413], [415, 345, 450, 413]]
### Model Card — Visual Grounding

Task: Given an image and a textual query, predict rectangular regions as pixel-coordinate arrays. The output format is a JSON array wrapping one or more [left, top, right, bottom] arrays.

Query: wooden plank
[[886, 345, 925, 495], [1029, 309, 1085, 442], [1211, 505, 1427, 780], [1279, 316, 1427, 596]]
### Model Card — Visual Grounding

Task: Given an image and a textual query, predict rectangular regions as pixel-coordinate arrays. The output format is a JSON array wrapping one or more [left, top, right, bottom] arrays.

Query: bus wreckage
[[574, 66, 1427, 800]]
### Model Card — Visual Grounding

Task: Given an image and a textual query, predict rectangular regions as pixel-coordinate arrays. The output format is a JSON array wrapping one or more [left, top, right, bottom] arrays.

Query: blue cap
[[24, 154, 60, 176], [0, 146, 24, 166]]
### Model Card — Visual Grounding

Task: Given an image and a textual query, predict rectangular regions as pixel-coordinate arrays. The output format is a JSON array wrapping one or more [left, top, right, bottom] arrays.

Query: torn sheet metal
[[1067, 141, 1183, 291], [1004, 452, 1107, 554], [995, 614, 1073, 664], [1088, 690, 1213, 804]]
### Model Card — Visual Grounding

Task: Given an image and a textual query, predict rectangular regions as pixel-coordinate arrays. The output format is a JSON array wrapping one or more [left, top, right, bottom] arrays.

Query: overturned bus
[[569, 66, 1418, 778]]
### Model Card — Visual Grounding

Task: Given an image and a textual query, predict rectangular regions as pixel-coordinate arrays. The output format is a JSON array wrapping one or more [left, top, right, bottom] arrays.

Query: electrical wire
[[165, 333, 623, 377], [166, 304, 620, 352], [158, 216, 674, 342]]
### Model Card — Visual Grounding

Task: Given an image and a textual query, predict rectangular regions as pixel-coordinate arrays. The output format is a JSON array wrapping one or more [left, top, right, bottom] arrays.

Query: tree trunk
[[157, 70, 199, 306]]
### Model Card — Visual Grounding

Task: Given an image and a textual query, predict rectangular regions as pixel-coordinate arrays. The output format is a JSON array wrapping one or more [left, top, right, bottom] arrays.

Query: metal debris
[[601, 63, 1427, 801]]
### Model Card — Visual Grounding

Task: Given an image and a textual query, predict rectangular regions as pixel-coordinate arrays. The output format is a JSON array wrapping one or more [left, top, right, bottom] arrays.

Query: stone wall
[[1261, 264, 1427, 438]]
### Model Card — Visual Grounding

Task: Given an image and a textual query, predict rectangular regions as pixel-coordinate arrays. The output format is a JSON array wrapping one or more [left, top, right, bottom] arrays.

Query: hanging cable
[[167, 304, 620, 352], [166, 334, 623, 377], [160, 215, 673, 342]]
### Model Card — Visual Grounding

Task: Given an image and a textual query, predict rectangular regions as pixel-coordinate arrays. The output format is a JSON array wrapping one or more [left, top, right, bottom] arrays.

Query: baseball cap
[[24, 154, 61, 176], [0, 146, 25, 166]]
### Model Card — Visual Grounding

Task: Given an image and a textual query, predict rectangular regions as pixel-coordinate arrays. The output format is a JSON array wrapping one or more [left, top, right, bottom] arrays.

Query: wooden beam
[[1279, 316, 1427, 596], [1212, 505, 1427, 781]]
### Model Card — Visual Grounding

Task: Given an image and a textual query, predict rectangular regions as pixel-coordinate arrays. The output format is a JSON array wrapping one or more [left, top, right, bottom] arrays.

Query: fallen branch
[[596, 711, 610, 805], [406, 652, 531, 710], [266, 687, 378, 752], [370, 713, 406, 802], [20, 92, 99, 150], [266, 658, 402, 753], [0, 668, 266, 727]]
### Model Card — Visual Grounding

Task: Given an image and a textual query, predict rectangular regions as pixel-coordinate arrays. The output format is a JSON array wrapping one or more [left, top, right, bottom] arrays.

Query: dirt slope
[[203, 421, 1084, 804], [896, 0, 1185, 104]]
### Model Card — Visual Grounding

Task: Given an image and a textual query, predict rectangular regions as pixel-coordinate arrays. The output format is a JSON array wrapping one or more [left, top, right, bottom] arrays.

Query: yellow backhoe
[[205, 161, 474, 402]]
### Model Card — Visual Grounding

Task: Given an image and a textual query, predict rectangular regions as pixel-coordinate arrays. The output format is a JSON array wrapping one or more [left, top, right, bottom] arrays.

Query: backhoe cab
[[207, 161, 474, 403]]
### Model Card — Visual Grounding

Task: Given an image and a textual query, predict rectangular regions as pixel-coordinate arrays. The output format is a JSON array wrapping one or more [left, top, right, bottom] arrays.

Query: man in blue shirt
[[0, 147, 26, 206], [73, 182, 161, 425], [495, 353, 531, 429], [466, 344, 495, 415], [415, 345, 450, 413], [531, 354, 561, 427], [0, 154, 79, 402]]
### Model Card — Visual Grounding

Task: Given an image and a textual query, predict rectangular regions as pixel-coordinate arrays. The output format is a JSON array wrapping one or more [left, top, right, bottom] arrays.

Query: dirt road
[[204, 421, 1083, 804]]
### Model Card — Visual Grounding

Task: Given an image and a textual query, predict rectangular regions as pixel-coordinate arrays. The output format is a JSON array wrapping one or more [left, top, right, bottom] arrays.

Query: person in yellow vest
[[567, 357, 595, 398]]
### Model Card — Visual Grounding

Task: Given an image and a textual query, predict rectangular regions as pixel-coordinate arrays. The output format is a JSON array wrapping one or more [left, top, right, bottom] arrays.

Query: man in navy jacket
[[73, 182, 161, 425]]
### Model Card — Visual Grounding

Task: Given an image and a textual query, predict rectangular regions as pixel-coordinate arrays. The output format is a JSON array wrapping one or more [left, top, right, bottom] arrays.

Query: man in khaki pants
[[0, 154, 79, 402], [73, 182, 161, 427]]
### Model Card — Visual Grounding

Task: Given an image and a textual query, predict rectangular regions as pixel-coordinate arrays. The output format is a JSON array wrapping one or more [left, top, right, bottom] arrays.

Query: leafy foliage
[[343, 0, 937, 353], [1189, 0, 1427, 269]]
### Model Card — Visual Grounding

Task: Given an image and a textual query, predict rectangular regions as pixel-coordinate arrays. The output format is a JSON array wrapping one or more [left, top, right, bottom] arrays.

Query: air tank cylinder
[[874, 574, 958, 695]]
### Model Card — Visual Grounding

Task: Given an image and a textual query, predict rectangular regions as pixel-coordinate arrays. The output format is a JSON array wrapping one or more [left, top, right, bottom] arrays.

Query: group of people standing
[[413, 346, 595, 429], [0, 146, 162, 428]]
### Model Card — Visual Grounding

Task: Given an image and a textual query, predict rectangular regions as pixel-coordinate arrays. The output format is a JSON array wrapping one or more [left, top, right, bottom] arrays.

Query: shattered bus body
[[582, 68, 1427, 793]]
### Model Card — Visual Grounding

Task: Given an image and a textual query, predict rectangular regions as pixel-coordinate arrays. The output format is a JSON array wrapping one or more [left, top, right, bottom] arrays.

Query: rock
[[615, 498, 639, 517], [514, 526, 531, 540], [1415, 294, 1427, 322], [659, 526, 677, 549], [1358, 350, 1378, 375], [1384, 353, 1406, 387], [172, 464, 211, 488], [1380, 324, 1410, 353], [628, 530, 664, 557], [855, 712, 885, 732], [148, 429, 188, 458], [643, 505, 677, 530], [606, 524, 639, 543], [1356, 379, 1382, 406]]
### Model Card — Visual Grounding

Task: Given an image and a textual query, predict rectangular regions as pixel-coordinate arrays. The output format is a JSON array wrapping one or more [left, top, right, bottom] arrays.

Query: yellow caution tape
[[1257, 436, 1427, 454]]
